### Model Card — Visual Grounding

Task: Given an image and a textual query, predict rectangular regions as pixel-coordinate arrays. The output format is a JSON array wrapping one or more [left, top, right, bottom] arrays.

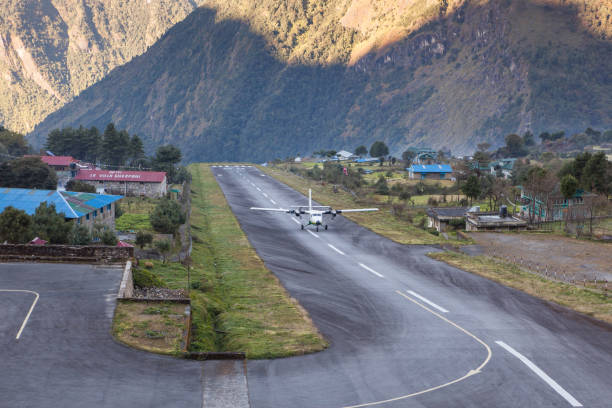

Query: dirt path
[[469, 232, 612, 282]]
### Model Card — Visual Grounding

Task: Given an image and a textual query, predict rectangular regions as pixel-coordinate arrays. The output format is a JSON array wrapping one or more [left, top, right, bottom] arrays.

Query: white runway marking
[[256, 187, 261, 191], [307, 230, 319, 238], [291, 218, 301, 225], [495, 341, 582, 407], [406, 290, 449, 313], [358, 263, 384, 278], [270, 199, 277, 205], [262, 193, 268, 198], [327, 244, 345, 255], [0, 289, 40, 339]]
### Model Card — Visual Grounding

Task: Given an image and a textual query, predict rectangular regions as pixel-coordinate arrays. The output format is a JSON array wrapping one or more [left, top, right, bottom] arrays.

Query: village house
[[26, 155, 77, 174], [520, 187, 596, 222], [74, 170, 167, 198], [426, 207, 468, 232], [466, 206, 527, 231], [334, 150, 358, 161], [407, 164, 453, 180], [0, 188, 122, 231], [489, 158, 516, 179]]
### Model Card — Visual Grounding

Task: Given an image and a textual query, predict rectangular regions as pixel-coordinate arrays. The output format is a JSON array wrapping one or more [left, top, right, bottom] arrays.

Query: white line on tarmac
[[307, 230, 319, 238], [270, 199, 276, 205], [291, 218, 301, 225], [495, 341, 582, 407], [256, 187, 261, 191], [358, 263, 384, 278], [0, 289, 40, 340], [406, 290, 449, 313], [262, 193, 268, 198], [327, 244, 345, 255]]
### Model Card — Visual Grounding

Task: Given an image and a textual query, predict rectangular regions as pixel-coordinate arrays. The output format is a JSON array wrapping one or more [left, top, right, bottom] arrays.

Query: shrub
[[427, 197, 439, 206], [150, 199, 186, 234], [0, 206, 33, 243], [135, 231, 153, 249], [133, 268, 166, 288], [65, 180, 96, 193], [69, 224, 91, 245], [154, 239, 172, 263], [101, 229, 118, 245]]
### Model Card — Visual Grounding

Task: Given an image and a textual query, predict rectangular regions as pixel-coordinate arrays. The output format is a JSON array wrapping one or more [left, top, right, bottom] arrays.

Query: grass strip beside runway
[[259, 165, 446, 245], [429, 251, 612, 325], [187, 163, 327, 358]]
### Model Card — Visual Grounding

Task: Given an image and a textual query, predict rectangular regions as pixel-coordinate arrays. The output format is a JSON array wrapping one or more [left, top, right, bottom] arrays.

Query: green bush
[[69, 224, 91, 245], [133, 268, 167, 288], [150, 199, 185, 234], [101, 229, 118, 245]]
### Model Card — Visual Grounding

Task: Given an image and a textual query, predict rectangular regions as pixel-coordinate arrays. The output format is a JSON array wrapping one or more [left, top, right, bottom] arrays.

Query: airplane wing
[[250, 207, 291, 212], [333, 208, 379, 213]]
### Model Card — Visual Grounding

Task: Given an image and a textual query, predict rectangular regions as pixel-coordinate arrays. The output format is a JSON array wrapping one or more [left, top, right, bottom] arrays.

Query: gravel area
[[469, 232, 612, 282], [132, 287, 188, 299]]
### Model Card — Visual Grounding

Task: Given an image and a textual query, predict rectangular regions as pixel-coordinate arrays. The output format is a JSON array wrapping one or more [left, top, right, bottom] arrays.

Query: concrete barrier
[[118, 260, 134, 299], [0, 244, 133, 263]]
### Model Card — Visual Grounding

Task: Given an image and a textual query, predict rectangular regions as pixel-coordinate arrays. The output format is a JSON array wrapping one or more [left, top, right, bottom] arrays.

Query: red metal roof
[[26, 155, 75, 166], [74, 170, 166, 182]]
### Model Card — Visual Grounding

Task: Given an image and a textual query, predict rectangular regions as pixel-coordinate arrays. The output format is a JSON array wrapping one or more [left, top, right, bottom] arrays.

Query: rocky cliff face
[[6, 0, 612, 160], [0, 0, 204, 133]]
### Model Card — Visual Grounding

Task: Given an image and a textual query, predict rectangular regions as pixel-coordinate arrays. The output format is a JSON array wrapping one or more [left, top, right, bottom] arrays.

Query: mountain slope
[[28, 0, 612, 161], [0, 0, 207, 133]]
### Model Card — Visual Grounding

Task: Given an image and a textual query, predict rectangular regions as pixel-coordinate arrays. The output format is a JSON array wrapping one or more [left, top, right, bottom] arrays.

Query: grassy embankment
[[429, 252, 612, 325], [187, 163, 327, 358], [260, 164, 446, 245]]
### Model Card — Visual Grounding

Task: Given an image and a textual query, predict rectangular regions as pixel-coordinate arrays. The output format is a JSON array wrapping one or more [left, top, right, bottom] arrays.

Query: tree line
[[0, 203, 117, 245]]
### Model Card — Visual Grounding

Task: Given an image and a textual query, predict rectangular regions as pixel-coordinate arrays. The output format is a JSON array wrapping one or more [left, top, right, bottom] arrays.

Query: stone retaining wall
[[0, 244, 133, 263]]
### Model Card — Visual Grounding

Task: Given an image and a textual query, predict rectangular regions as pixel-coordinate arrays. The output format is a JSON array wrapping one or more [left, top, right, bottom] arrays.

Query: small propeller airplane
[[250, 189, 378, 231]]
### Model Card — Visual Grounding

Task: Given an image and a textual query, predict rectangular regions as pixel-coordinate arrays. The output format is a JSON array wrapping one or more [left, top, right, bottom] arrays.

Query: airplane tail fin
[[309, 189, 312, 212]]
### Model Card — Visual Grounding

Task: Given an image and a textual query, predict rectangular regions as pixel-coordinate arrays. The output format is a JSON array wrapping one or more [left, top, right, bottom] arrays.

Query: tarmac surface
[[0, 263, 203, 408], [213, 165, 612, 408]]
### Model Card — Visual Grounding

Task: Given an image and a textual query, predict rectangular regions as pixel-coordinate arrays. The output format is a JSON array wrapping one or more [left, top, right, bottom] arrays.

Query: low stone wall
[[0, 244, 133, 263]]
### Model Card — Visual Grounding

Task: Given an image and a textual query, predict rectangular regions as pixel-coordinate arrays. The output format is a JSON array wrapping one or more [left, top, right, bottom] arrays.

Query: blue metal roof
[[354, 157, 379, 163], [0, 188, 122, 219], [408, 164, 453, 173]]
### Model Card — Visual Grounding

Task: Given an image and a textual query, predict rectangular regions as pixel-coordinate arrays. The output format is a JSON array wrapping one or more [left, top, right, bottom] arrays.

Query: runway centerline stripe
[[406, 290, 449, 313], [307, 230, 319, 238], [0, 289, 40, 340], [270, 199, 277, 205], [327, 244, 345, 255], [495, 341, 582, 407], [256, 187, 261, 191], [262, 193, 268, 198], [341, 291, 493, 408], [358, 263, 384, 278], [291, 218, 301, 225]]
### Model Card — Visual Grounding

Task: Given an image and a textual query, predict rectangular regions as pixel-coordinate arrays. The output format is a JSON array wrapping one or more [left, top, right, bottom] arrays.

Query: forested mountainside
[[0, 0, 206, 133], [21, 0, 612, 161]]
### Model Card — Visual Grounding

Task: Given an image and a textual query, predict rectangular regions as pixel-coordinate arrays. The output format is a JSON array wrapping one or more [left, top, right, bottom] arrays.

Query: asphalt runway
[[212, 165, 612, 408], [0, 263, 203, 408]]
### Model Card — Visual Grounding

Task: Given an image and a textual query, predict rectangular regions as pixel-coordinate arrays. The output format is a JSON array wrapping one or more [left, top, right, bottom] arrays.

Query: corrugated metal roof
[[408, 164, 453, 173], [25, 155, 76, 166], [75, 170, 166, 182], [0, 188, 122, 219]]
